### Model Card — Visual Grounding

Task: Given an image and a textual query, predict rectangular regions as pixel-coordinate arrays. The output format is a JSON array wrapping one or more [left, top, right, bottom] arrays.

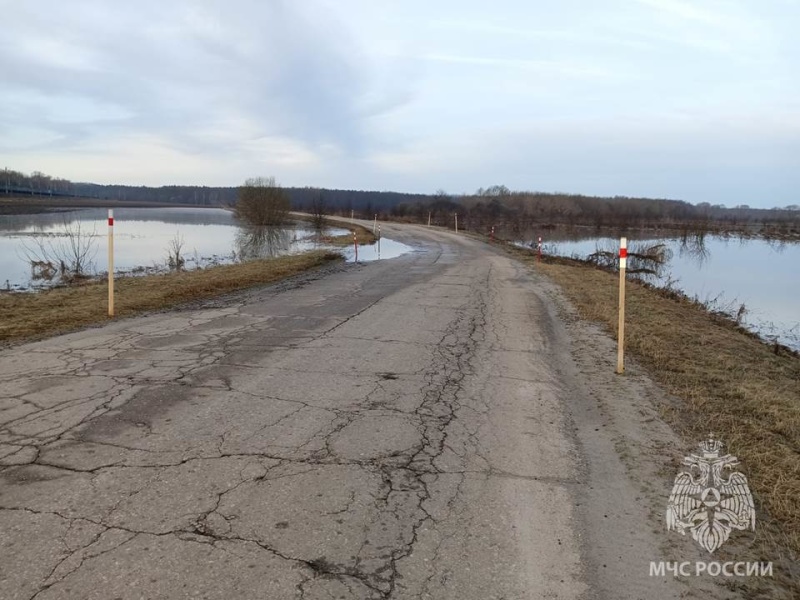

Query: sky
[[1, 0, 798, 207]]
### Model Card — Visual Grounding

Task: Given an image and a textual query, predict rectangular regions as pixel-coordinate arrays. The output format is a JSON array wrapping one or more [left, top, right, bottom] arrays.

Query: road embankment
[[506, 243, 800, 583], [0, 250, 342, 345]]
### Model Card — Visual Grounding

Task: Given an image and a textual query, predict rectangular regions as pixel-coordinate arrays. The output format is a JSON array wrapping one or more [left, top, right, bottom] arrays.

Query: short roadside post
[[377, 224, 381, 256], [108, 209, 115, 317], [454, 213, 458, 233], [537, 236, 542, 262], [373, 214, 377, 234], [428, 211, 431, 227], [616, 237, 627, 374], [353, 231, 358, 263], [490, 226, 495, 242]]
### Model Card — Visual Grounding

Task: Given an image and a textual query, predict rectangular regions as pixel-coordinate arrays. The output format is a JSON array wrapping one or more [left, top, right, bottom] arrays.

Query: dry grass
[[0, 250, 341, 345], [325, 222, 378, 247], [508, 247, 800, 581], [290, 213, 378, 247]]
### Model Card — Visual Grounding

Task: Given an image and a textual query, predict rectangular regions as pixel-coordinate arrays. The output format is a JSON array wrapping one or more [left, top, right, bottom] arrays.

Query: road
[[1, 223, 734, 599]]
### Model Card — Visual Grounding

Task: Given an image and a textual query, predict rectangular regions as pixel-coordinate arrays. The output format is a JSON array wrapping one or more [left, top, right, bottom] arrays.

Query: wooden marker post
[[537, 236, 542, 262], [353, 231, 358, 263], [373, 214, 377, 234], [616, 237, 627, 374], [455, 213, 458, 233], [377, 225, 381, 256], [108, 209, 115, 317], [428, 212, 431, 227]]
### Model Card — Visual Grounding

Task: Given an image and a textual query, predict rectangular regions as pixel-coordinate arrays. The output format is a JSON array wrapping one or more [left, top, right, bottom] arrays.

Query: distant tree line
[[391, 185, 800, 234], [3, 168, 798, 234], [0, 168, 431, 214]]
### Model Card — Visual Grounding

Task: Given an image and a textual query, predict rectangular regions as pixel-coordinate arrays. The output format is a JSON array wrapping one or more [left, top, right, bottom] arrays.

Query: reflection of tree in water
[[677, 231, 712, 267], [765, 237, 790, 254], [234, 226, 292, 261]]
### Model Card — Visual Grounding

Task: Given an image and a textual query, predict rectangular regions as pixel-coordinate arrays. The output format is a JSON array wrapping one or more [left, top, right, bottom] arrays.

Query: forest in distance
[[2, 167, 799, 238]]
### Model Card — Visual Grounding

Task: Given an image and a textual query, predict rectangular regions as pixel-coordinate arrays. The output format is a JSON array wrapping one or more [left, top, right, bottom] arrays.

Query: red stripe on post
[[108, 217, 114, 226], [619, 248, 627, 258]]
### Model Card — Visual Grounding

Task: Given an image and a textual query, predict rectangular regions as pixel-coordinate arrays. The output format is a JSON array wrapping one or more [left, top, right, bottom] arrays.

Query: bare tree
[[20, 219, 98, 283], [166, 232, 186, 271], [310, 190, 327, 230], [235, 176, 290, 227]]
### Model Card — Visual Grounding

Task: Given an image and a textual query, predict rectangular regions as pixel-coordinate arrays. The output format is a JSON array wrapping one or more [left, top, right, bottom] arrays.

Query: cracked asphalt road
[[1, 223, 722, 599]]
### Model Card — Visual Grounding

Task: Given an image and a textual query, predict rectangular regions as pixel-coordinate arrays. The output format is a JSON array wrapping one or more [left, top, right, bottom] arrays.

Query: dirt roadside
[[516, 252, 798, 599]]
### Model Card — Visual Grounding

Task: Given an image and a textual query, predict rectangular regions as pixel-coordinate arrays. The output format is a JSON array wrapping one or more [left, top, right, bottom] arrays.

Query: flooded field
[[513, 227, 799, 351], [0, 207, 411, 291]]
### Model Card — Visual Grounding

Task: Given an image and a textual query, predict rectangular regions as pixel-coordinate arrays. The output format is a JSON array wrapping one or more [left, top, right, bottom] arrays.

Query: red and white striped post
[[108, 209, 115, 317], [616, 237, 627, 374], [353, 231, 358, 263], [490, 226, 495, 242], [537, 236, 542, 262], [454, 213, 458, 233], [377, 224, 381, 255]]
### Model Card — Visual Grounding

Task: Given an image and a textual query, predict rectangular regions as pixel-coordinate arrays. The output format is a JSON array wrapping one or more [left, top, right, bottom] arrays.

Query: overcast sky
[[1, 0, 798, 206]]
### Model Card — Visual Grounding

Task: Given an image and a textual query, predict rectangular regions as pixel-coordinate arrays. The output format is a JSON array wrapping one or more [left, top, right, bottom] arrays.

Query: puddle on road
[[341, 237, 413, 262]]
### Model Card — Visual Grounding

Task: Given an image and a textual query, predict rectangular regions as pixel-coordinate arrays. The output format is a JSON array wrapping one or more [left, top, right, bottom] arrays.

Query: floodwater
[[0, 207, 410, 292], [340, 236, 414, 263], [514, 228, 800, 351]]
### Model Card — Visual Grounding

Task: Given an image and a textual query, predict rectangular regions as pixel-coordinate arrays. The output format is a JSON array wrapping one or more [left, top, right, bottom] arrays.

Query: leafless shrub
[[309, 190, 327, 230], [587, 241, 672, 276], [166, 232, 186, 271], [20, 219, 98, 283]]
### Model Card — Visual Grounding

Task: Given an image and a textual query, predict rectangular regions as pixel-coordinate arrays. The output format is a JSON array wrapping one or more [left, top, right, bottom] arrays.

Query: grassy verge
[[290, 213, 378, 246], [507, 246, 800, 565], [0, 250, 342, 345], [326, 221, 378, 247], [321, 221, 378, 247]]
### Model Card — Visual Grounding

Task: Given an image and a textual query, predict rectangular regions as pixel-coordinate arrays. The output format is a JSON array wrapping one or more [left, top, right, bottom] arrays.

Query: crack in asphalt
[[0, 242, 540, 599]]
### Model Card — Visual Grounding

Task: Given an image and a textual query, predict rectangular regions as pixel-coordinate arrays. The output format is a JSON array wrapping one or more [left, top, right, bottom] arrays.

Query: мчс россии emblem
[[666, 435, 755, 553]]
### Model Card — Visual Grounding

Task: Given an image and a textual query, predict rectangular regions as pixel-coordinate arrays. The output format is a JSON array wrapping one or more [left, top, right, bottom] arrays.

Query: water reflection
[[235, 226, 293, 261], [518, 226, 800, 351], [0, 208, 413, 291], [0, 207, 237, 233], [677, 231, 711, 267]]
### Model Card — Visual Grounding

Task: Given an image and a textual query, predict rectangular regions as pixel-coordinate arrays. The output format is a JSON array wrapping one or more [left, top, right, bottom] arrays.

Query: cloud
[[629, 0, 774, 61], [416, 54, 616, 80], [365, 112, 800, 203], [0, 0, 410, 159], [0, 0, 797, 206]]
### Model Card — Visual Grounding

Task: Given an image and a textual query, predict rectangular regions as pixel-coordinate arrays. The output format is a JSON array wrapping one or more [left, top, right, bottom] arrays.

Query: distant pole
[[377, 224, 381, 256], [108, 209, 115, 317], [455, 213, 458, 233], [428, 212, 431, 227], [353, 231, 358, 263], [373, 214, 377, 234], [537, 236, 542, 262], [351, 209, 354, 221], [490, 226, 495, 242], [616, 237, 627, 374]]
